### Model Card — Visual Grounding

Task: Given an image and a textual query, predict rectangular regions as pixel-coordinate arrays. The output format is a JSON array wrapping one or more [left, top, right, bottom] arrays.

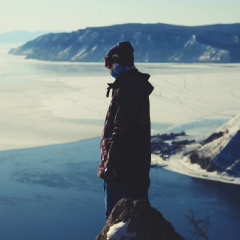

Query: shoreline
[[151, 154, 240, 186], [1, 135, 239, 187]]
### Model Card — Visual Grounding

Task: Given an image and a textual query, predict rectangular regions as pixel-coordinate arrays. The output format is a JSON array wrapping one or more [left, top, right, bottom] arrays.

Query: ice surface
[[1, 46, 240, 184]]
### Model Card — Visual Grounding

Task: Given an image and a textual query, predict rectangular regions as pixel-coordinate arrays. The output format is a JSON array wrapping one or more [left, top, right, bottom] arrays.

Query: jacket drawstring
[[106, 83, 115, 97]]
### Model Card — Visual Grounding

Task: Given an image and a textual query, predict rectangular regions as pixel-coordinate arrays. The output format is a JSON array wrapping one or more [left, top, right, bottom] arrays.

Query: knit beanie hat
[[105, 41, 134, 67]]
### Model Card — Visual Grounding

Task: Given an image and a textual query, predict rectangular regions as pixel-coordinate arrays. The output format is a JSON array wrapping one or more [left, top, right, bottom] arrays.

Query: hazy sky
[[1, 0, 240, 33]]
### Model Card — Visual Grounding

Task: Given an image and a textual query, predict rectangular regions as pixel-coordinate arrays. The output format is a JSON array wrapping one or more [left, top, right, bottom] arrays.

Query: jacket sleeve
[[106, 87, 142, 177]]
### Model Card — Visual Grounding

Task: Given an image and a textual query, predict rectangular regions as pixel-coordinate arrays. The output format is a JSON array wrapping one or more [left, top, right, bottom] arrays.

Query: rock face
[[151, 131, 196, 160], [96, 198, 185, 240], [9, 23, 240, 63]]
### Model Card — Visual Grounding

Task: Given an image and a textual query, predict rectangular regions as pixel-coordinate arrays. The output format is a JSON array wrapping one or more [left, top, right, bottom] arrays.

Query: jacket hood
[[106, 68, 154, 97]]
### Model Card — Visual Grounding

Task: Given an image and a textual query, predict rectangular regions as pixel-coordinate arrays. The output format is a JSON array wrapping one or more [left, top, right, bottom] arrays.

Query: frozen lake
[[1, 46, 240, 150], [0, 45, 240, 239]]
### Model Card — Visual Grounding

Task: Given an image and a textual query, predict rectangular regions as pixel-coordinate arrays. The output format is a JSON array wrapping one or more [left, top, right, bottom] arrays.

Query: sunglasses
[[104, 55, 120, 69]]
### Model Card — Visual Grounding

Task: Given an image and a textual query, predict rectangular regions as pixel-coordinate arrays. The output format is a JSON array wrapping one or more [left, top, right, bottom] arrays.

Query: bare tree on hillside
[[185, 209, 210, 240]]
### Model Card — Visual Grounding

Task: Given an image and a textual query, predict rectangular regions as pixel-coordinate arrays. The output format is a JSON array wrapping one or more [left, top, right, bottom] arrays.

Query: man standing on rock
[[97, 41, 154, 218]]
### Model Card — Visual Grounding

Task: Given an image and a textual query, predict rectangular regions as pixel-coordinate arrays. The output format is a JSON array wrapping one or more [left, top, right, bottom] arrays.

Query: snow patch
[[72, 48, 86, 60], [184, 35, 196, 48], [107, 221, 136, 240], [91, 45, 97, 51], [152, 154, 240, 185], [58, 47, 71, 57]]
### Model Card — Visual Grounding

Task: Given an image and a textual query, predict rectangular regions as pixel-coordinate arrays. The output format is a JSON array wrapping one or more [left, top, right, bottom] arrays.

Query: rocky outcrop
[[151, 132, 195, 160], [96, 198, 185, 240], [9, 23, 240, 63]]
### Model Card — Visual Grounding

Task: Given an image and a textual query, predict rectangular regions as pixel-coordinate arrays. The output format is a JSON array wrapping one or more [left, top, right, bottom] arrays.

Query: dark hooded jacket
[[98, 68, 154, 190]]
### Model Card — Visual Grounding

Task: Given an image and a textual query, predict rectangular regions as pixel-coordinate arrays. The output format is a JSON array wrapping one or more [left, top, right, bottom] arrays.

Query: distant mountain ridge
[[0, 31, 47, 44], [9, 23, 240, 63]]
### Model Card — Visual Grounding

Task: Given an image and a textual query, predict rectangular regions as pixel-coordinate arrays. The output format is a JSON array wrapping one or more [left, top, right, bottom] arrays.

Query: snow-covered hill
[[189, 113, 240, 177], [8, 23, 240, 63], [152, 113, 240, 185]]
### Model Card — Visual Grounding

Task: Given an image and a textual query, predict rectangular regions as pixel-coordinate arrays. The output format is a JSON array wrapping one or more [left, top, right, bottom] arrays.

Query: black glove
[[104, 168, 118, 185]]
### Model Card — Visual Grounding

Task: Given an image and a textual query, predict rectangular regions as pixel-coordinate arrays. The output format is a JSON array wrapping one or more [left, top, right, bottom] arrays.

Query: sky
[[0, 0, 240, 34]]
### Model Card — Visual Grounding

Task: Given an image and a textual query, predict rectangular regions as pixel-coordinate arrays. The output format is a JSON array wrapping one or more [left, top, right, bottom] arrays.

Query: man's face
[[104, 57, 112, 70], [104, 55, 119, 73], [108, 66, 113, 73]]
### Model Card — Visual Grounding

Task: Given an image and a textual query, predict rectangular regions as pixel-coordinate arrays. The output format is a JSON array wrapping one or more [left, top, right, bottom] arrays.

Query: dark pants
[[104, 182, 149, 218]]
